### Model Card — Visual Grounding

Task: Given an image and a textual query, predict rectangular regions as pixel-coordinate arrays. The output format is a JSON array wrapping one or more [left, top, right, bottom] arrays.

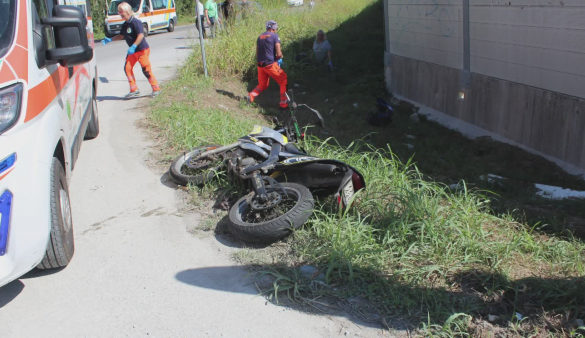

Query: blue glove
[[102, 37, 112, 45], [127, 44, 137, 55], [277, 58, 283, 67], [328, 59, 334, 71]]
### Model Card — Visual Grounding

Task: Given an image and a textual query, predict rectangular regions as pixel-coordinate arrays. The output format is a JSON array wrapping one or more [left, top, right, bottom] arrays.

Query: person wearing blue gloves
[[247, 20, 288, 109], [101, 2, 160, 98]]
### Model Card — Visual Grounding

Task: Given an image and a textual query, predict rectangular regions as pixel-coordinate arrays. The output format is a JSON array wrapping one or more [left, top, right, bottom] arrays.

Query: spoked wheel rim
[[239, 187, 301, 225], [59, 187, 73, 233], [182, 153, 224, 177]]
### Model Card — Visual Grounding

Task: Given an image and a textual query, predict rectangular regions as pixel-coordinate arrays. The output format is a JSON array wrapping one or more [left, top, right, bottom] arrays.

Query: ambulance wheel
[[104, 25, 115, 38], [84, 90, 99, 140], [38, 158, 75, 269], [167, 19, 175, 32], [143, 23, 149, 36]]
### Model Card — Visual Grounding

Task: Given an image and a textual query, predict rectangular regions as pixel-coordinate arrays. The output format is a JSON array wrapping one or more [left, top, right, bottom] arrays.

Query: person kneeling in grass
[[102, 2, 161, 98], [312, 30, 333, 71]]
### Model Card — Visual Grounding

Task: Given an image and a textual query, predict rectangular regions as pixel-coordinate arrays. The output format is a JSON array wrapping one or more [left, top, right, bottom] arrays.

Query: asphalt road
[[0, 25, 386, 337]]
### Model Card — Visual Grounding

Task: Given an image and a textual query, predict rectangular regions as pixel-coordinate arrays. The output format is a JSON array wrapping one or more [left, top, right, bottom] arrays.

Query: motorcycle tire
[[169, 145, 225, 186], [227, 182, 314, 243]]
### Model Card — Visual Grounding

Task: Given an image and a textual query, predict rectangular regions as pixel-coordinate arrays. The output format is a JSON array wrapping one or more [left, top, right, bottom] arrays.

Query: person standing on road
[[204, 0, 221, 38], [102, 2, 161, 98], [221, 0, 235, 26], [195, 0, 206, 38], [248, 20, 288, 109]]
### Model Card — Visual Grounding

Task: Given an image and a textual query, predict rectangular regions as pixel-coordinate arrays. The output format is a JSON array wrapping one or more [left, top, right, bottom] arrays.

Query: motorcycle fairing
[[248, 126, 288, 146]]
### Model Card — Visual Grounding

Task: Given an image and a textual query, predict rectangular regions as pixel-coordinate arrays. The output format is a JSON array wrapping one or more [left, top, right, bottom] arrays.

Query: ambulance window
[[32, 0, 56, 49], [107, 0, 120, 15], [0, 0, 16, 58], [152, 0, 165, 10], [127, 0, 140, 12]]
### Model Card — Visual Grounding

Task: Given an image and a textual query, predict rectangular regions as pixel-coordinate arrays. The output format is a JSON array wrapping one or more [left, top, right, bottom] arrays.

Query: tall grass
[[290, 138, 585, 325], [184, 0, 376, 78], [149, 0, 585, 333]]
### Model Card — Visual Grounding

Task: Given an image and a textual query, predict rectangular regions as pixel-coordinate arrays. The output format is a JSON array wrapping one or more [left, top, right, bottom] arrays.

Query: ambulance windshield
[[108, 0, 141, 15], [0, 0, 16, 58]]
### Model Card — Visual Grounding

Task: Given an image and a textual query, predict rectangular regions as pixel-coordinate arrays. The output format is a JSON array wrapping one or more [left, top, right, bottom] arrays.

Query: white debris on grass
[[535, 183, 585, 200]]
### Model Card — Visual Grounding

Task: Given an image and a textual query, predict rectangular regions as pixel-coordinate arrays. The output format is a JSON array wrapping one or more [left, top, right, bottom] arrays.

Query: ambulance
[[0, 0, 98, 287], [104, 0, 177, 37]]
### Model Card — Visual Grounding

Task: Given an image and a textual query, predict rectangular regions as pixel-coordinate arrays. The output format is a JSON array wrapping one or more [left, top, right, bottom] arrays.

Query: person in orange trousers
[[248, 20, 288, 108], [102, 2, 160, 98]]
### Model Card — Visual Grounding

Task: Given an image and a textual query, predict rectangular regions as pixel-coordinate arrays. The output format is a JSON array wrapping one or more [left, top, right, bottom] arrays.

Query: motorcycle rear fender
[[275, 159, 366, 192]]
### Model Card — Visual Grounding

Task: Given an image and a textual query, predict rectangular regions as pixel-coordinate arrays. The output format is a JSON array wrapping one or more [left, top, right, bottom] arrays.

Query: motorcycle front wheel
[[169, 145, 226, 186], [227, 182, 314, 243]]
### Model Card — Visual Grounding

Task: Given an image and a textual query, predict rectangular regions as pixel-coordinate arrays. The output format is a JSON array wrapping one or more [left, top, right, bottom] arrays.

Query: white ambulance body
[[0, 0, 98, 287], [104, 0, 177, 37]]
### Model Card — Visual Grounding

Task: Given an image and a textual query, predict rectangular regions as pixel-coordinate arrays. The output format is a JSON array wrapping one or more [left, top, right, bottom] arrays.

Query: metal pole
[[383, 0, 392, 93], [461, 0, 471, 87], [195, 1, 208, 77]]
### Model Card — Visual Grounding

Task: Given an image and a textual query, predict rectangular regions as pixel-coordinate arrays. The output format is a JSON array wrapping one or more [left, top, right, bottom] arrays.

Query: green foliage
[[190, 0, 375, 78], [149, 0, 585, 334]]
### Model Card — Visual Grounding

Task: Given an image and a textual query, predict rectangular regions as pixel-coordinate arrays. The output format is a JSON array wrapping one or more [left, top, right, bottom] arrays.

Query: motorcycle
[[169, 91, 366, 243]]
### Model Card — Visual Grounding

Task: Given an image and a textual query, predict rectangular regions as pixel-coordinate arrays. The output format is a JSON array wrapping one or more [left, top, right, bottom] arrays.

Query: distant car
[[287, 0, 303, 6]]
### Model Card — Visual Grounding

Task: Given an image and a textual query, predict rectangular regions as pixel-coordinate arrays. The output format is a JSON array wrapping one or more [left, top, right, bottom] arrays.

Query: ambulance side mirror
[[42, 5, 93, 67]]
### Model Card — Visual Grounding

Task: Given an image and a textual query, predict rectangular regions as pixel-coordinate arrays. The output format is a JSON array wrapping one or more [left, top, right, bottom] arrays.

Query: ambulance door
[[140, 0, 152, 34], [56, 0, 92, 168], [29, 0, 75, 161], [149, 0, 168, 30]]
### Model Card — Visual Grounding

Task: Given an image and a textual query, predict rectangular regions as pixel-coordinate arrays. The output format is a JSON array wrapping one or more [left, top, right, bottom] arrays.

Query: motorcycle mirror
[[298, 104, 325, 128]]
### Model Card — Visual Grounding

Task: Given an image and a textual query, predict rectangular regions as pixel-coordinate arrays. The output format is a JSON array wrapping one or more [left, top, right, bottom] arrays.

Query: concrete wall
[[384, 0, 585, 172]]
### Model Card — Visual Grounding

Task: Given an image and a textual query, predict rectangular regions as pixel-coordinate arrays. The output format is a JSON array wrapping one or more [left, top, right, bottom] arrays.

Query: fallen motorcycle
[[169, 91, 366, 243]]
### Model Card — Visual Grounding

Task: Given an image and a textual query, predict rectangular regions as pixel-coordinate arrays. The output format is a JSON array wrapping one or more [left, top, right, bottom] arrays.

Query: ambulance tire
[[38, 158, 75, 269], [84, 92, 99, 140], [143, 23, 149, 37], [167, 19, 175, 32]]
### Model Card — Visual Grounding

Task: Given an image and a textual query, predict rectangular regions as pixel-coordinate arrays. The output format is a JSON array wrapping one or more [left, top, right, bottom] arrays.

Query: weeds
[[148, 0, 585, 335]]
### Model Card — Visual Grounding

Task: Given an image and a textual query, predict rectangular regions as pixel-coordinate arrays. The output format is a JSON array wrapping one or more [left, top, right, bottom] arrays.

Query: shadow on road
[[175, 265, 388, 330], [0, 280, 24, 308], [97, 95, 126, 101]]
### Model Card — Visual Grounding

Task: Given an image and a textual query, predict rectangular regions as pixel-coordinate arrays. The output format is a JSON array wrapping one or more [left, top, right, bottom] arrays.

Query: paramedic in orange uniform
[[248, 20, 288, 108], [102, 2, 161, 98]]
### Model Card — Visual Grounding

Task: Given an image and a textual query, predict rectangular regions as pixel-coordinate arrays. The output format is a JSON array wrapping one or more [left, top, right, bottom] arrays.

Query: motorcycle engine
[[239, 157, 257, 169]]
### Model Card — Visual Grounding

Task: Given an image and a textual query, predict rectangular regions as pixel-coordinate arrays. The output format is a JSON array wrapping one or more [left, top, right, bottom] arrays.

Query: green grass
[[148, 0, 585, 335]]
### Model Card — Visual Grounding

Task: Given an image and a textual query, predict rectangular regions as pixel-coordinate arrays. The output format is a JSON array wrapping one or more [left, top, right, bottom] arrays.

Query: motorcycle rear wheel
[[227, 182, 314, 243], [169, 145, 225, 186]]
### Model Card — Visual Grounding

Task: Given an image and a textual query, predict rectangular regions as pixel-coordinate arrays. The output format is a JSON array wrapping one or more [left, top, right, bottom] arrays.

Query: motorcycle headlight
[[0, 83, 23, 135]]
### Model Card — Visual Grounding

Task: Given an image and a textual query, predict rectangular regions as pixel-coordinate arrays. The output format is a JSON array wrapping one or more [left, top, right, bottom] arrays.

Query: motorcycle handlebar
[[286, 90, 325, 128]]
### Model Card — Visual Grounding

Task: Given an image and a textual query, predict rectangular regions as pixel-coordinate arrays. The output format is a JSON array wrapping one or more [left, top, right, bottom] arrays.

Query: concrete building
[[383, 0, 585, 175]]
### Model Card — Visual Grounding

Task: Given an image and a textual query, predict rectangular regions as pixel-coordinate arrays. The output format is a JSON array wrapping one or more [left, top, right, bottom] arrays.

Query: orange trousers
[[124, 48, 160, 92], [249, 63, 288, 108]]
